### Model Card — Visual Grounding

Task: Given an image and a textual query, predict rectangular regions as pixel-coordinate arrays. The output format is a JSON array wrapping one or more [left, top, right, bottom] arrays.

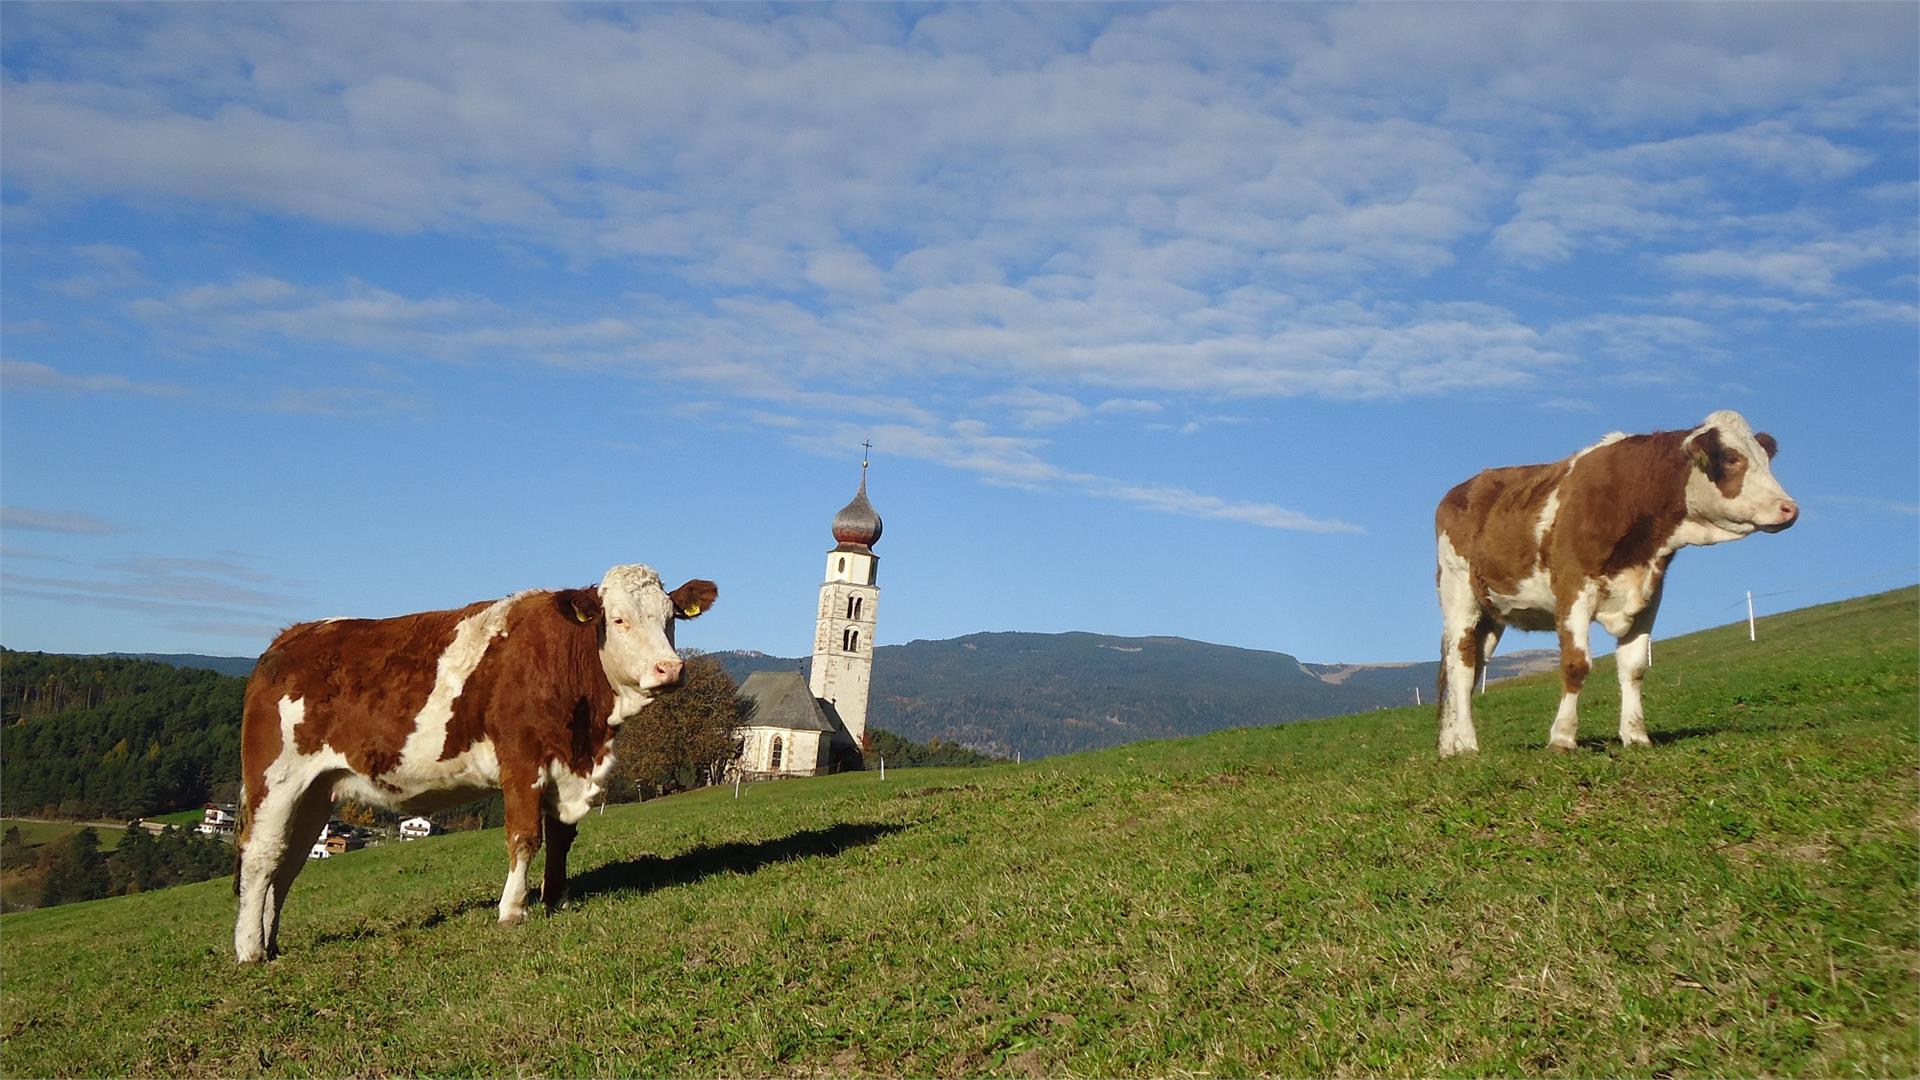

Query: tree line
[[2, 824, 232, 912]]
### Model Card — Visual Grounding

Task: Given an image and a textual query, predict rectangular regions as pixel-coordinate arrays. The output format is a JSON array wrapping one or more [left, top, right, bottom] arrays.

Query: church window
[[846, 596, 857, 620], [853, 597, 864, 620], [843, 627, 860, 652], [770, 736, 784, 771], [838, 557, 847, 574]]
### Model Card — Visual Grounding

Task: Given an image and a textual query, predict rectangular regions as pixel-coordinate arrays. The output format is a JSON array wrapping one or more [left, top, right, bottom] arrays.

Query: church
[[735, 455, 882, 778]]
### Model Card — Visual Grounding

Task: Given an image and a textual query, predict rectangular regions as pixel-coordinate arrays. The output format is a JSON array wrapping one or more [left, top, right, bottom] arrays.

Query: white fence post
[[1747, 590, 1757, 642]]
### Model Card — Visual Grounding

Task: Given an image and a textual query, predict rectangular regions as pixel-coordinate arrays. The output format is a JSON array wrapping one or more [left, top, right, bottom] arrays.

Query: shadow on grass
[[563, 820, 907, 904], [1554, 727, 1723, 752], [308, 821, 907, 950]]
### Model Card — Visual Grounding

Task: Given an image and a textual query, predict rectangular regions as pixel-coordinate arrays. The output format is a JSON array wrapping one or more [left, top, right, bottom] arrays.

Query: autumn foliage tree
[[608, 654, 743, 801]]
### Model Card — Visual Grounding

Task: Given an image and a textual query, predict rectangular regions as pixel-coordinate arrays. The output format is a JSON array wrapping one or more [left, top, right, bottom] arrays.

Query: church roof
[[831, 472, 883, 551], [737, 671, 839, 734]]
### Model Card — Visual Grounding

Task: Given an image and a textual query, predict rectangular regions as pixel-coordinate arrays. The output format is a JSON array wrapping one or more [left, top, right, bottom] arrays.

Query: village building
[[398, 816, 437, 840], [198, 802, 239, 837], [734, 452, 883, 778]]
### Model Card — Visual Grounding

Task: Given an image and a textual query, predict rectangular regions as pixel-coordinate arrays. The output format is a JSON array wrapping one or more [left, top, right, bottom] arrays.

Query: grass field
[[2, 588, 1914, 1077], [0, 818, 127, 853]]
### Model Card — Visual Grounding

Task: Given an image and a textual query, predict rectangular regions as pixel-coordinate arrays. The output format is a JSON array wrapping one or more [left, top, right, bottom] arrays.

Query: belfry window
[[843, 627, 860, 652], [853, 597, 864, 620], [846, 596, 857, 619]]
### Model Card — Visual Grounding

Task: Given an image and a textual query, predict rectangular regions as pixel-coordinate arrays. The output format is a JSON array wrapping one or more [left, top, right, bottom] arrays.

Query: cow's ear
[[1755, 432, 1778, 460], [670, 579, 718, 620], [556, 588, 602, 625], [1685, 426, 1722, 474]]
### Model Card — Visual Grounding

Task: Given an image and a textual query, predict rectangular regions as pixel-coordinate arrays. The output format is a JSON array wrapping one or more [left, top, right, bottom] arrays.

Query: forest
[[1, 650, 245, 819]]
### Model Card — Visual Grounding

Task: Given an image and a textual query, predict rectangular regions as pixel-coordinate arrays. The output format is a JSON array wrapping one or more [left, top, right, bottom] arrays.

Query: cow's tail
[[232, 789, 249, 897]]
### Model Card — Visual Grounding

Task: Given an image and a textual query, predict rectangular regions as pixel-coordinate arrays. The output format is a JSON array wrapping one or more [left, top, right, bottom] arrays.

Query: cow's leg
[[264, 782, 335, 959], [234, 774, 328, 962], [1614, 600, 1661, 747], [542, 810, 577, 915], [1547, 592, 1596, 751], [1436, 550, 1483, 756], [1476, 622, 1504, 693], [498, 767, 544, 926]]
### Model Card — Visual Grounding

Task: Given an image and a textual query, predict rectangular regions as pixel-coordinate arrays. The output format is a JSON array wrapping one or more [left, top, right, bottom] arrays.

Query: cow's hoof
[[1547, 740, 1578, 754], [499, 910, 527, 927], [1620, 734, 1652, 749]]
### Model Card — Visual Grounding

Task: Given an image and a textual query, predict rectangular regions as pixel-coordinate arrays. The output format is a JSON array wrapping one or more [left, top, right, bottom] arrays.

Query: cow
[[1434, 410, 1795, 756], [233, 564, 717, 963]]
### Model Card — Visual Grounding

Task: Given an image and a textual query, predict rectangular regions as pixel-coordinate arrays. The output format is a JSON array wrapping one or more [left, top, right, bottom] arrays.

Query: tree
[[109, 825, 160, 894], [610, 655, 743, 800], [39, 828, 110, 907]]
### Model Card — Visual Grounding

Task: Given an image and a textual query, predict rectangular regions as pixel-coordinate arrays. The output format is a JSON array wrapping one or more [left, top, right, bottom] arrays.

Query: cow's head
[[557, 564, 717, 719], [1682, 410, 1797, 539]]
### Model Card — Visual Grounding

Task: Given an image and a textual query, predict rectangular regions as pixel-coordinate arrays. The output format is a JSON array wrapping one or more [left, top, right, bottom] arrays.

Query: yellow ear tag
[[681, 603, 701, 617], [573, 605, 594, 623]]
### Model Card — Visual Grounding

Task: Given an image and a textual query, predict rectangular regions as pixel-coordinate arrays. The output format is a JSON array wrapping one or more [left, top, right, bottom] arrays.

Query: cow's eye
[[612, 617, 627, 628]]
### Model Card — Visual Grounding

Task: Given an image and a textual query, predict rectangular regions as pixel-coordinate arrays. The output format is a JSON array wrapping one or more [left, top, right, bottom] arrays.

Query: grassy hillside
[[3, 588, 1913, 1077]]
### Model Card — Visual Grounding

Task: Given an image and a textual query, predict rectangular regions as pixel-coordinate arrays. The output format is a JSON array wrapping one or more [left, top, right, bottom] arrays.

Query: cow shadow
[[307, 821, 906, 951], [1563, 726, 1723, 752], [557, 820, 907, 905]]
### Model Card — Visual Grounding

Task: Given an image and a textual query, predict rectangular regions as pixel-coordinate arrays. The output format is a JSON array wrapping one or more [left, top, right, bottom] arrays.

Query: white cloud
[[1661, 237, 1891, 295], [0, 506, 128, 535], [977, 387, 1090, 430], [767, 413, 1361, 534], [1, 359, 187, 397]]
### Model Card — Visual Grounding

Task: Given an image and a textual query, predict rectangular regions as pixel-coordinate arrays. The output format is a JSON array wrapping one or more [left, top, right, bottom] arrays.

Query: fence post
[[1747, 590, 1757, 642]]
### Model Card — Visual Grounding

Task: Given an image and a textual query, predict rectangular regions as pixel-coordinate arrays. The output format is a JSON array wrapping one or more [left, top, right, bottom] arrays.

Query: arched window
[[846, 596, 857, 619], [769, 736, 784, 771], [853, 597, 864, 620], [843, 627, 860, 652]]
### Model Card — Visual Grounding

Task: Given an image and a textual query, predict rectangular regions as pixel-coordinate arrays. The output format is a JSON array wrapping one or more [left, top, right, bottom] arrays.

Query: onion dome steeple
[[831, 444, 883, 552]]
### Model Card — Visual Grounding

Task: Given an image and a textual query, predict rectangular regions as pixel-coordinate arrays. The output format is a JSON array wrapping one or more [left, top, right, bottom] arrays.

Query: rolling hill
[[718, 633, 1557, 758], [2, 587, 1912, 1077]]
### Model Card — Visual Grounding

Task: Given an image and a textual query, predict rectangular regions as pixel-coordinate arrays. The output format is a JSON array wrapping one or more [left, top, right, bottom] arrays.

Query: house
[[198, 802, 239, 837], [308, 819, 367, 859], [323, 833, 364, 856], [398, 816, 437, 840]]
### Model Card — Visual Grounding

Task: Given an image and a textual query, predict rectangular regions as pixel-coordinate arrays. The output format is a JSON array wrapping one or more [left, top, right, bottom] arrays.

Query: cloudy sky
[[3, 2, 1915, 669]]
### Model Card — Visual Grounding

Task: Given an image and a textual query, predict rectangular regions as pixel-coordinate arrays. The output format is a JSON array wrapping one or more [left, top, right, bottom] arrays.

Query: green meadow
[[3, 588, 1914, 1077]]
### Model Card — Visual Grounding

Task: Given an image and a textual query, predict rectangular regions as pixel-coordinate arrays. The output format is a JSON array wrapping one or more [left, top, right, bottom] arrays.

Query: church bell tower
[[810, 448, 882, 750]]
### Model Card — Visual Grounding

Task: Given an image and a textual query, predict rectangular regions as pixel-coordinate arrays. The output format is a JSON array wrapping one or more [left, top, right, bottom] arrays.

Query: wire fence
[[1722, 564, 1920, 609]]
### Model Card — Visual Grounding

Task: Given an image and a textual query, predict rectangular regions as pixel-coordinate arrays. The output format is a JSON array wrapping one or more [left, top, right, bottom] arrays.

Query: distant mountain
[[711, 634, 1558, 761], [106, 653, 258, 679]]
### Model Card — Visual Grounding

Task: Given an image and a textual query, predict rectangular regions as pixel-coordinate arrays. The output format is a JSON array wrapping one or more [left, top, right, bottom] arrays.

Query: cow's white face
[[1683, 410, 1798, 541], [588, 564, 717, 723]]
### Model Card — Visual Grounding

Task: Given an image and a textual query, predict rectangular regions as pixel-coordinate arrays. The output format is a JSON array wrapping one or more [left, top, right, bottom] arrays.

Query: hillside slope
[[3, 588, 1914, 1077]]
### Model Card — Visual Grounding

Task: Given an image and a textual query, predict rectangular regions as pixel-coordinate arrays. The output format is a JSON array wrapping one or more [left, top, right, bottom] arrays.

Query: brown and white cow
[[1434, 410, 1795, 756], [233, 564, 716, 962]]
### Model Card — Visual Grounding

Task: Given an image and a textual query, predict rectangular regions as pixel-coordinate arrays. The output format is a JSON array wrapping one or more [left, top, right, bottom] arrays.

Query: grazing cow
[[1435, 411, 1795, 756], [233, 564, 716, 962]]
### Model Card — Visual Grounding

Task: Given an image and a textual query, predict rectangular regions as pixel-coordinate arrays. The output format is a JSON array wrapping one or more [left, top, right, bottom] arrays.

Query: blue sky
[[2, 2, 1915, 668]]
